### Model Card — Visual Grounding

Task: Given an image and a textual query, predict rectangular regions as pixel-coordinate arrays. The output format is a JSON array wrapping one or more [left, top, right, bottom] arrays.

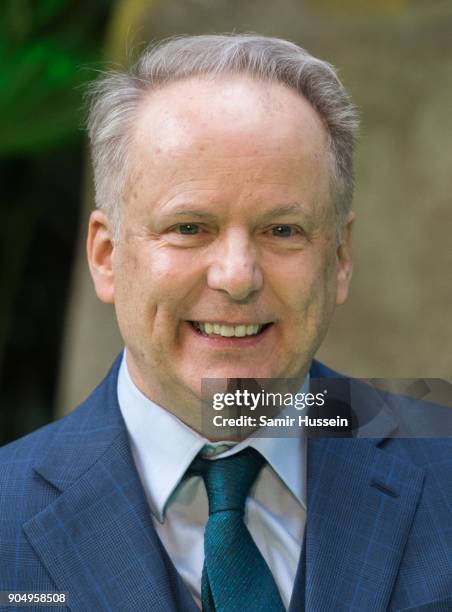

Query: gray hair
[[86, 34, 359, 237]]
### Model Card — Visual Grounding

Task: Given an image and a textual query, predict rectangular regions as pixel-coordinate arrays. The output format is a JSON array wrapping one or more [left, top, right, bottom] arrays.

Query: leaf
[[0, 41, 100, 155]]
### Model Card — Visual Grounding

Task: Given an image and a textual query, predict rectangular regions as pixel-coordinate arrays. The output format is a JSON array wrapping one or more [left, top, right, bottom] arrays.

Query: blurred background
[[1, 0, 451, 445]]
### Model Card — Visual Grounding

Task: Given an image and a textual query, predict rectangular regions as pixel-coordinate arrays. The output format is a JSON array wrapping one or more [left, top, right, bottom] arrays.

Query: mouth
[[188, 321, 273, 339]]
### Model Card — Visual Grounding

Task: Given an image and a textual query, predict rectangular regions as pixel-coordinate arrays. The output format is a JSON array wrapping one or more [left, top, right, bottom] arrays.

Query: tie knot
[[190, 447, 264, 515]]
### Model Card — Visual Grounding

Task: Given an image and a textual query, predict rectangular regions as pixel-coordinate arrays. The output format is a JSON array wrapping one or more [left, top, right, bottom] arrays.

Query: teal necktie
[[190, 447, 285, 612]]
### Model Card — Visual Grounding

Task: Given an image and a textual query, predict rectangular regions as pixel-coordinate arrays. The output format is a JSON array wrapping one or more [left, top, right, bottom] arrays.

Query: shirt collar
[[117, 352, 307, 522]]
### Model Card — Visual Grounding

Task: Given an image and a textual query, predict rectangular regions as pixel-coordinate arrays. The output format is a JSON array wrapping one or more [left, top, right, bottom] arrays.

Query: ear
[[335, 211, 355, 306], [86, 209, 115, 304]]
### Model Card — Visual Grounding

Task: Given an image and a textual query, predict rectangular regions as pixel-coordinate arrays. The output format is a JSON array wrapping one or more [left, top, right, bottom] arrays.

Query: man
[[1, 34, 451, 611]]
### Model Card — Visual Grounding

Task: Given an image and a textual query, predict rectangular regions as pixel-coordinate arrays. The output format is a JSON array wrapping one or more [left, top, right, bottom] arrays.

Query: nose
[[207, 229, 263, 301]]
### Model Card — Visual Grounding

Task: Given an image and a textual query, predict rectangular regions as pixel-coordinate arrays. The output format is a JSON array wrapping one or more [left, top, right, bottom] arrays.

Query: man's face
[[88, 76, 353, 423]]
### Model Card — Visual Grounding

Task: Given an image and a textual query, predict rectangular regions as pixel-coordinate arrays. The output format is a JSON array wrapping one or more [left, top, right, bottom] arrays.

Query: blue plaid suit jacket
[[1, 355, 451, 611]]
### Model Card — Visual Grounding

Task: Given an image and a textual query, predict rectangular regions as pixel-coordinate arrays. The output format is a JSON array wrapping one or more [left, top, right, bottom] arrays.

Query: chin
[[200, 364, 279, 381]]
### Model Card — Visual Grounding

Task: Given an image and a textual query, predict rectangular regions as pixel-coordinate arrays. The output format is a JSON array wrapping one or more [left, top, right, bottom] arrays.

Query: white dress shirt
[[117, 353, 307, 610]]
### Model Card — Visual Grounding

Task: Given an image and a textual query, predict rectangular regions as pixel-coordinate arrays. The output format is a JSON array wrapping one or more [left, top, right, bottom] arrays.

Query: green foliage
[[0, 0, 109, 156], [0, 0, 111, 391]]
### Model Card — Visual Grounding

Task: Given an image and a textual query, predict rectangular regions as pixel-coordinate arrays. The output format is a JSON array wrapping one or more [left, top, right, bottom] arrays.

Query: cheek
[[115, 243, 173, 296], [308, 254, 338, 314], [275, 251, 337, 323], [112, 247, 153, 327], [113, 244, 202, 325]]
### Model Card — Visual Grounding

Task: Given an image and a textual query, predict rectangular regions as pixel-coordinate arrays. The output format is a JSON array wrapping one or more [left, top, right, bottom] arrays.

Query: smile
[[189, 321, 272, 338]]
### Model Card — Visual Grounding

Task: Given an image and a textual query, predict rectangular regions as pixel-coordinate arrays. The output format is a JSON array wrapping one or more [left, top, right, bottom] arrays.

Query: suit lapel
[[23, 358, 198, 612], [288, 531, 306, 612], [290, 361, 426, 611], [303, 437, 424, 611]]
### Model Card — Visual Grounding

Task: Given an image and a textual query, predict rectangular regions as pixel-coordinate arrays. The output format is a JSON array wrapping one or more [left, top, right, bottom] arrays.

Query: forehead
[[131, 74, 329, 160], [123, 75, 333, 224]]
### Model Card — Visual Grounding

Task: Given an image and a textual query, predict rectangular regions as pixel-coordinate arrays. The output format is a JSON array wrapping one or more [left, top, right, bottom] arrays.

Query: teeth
[[235, 325, 246, 337], [196, 322, 263, 337], [220, 325, 234, 337]]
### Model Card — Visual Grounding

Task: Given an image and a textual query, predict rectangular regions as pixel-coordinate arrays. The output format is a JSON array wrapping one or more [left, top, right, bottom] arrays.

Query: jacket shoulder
[[0, 356, 123, 515], [0, 354, 123, 464], [0, 406, 82, 474]]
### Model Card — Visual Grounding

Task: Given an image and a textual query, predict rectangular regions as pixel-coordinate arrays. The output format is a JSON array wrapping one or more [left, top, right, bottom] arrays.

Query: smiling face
[[87, 75, 354, 428]]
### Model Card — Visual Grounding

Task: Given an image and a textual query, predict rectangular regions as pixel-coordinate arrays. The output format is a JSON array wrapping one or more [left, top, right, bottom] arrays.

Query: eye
[[175, 223, 200, 235], [271, 225, 300, 238]]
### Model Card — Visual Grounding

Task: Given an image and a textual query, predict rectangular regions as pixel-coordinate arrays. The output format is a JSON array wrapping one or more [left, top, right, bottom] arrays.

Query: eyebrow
[[171, 202, 311, 222], [257, 203, 311, 223], [172, 209, 216, 220]]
